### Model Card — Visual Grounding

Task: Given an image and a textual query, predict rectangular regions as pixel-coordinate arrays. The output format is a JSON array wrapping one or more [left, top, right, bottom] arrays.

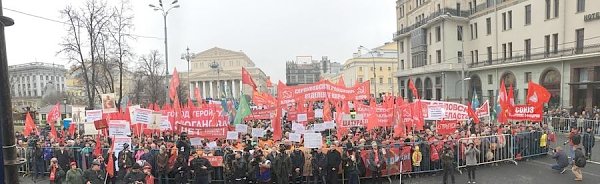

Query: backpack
[[574, 149, 587, 168]]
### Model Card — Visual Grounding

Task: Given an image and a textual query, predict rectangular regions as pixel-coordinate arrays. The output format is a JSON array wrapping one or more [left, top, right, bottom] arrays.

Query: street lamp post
[[209, 61, 221, 99], [446, 12, 468, 104], [181, 47, 192, 99], [149, 0, 180, 104], [63, 98, 67, 119], [358, 46, 379, 99]]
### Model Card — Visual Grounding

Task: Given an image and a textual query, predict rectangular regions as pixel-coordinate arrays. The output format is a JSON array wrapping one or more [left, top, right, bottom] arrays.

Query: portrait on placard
[[101, 93, 117, 113]]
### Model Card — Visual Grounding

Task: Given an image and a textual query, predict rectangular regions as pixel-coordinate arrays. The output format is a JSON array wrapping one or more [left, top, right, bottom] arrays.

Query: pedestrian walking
[[465, 140, 480, 184]]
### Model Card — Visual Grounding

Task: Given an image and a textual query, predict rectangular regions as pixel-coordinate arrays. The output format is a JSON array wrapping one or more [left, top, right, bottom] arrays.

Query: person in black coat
[[231, 151, 247, 184], [325, 146, 341, 184], [271, 144, 292, 184], [290, 144, 305, 184], [83, 161, 106, 184], [342, 147, 360, 184], [32, 143, 46, 179], [191, 151, 213, 184], [173, 155, 190, 184], [55, 145, 72, 173], [366, 142, 386, 184], [117, 143, 134, 181], [124, 163, 146, 184], [583, 127, 596, 159]]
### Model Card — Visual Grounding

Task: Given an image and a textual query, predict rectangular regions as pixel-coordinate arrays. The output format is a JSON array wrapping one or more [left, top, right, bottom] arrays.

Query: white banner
[[190, 137, 203, 146], [292, 123, 305, 134], [71, 106, 86, 124], [226, 131, 239, 140], [252, 128, 265, 138], [427, 105, 446, 120], [128, 105, 140, 122], [235, 124, 249, 133], [315, 109, 323, 118], [312, 123, 325, 132], [85, 110, 102, 123], [289, 133, 302, 142], [108, 120, 131, 136], [323, 121, 336, 129], [134, 108, 154, 124], [83, 123, 99, 135], [304, 133, 322, 148], [113, 136, 132, 171], [297, 113, 308, 122], [160, 116, 172, 131]]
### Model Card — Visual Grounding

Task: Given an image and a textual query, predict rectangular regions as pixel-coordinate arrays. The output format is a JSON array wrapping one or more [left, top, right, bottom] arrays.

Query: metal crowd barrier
[[16, 146, 29, 177], [545, 116, 600, 136], [17, 131, 571, 183]]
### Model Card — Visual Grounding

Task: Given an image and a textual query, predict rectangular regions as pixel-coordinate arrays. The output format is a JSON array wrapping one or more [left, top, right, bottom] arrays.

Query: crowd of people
[[14, 107, 598, 184]]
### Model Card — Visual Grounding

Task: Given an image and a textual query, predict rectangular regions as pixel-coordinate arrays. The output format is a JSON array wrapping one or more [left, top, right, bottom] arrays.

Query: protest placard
[[304, 133, 322, 148], [289, 133, 302, 142], [292, 123, 305, 134], [323, 121, 336, 129], [235, 124, 248, 133], [297, 113, 308, 122], [315, 109, 323, 118], [134, 108, 153, 124], [190, 137, 203, 146], [113, 136, 131, 171], [86, 110, 102, 123], [227, 131, 239, 140], [108, 120, 131, 136], [252, 128, 265, 138]]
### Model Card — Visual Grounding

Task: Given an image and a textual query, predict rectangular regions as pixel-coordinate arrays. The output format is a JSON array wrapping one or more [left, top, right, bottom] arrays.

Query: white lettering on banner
[[85, 110, 102, 123], [342, 119, 368, 127], [515, 106, 534, 114]]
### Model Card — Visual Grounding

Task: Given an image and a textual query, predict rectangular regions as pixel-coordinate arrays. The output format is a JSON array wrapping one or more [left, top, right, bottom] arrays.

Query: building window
[[401, 60, 405, 70], [487, 46, 492, 63], [474, 23, 478, 38], [400, 41, 404, 53], [379, 67, 383, 71], [371, 67, 374, 71], [545, 0, 551, 19], [470, 24, 474, 39], [502, 43, 507, 60], [502, 12, 506, 30], [508, 11, 512, 29], [525, 5, 531, 25], [576, 28, 584, 54], [458, 51, 463, 63], [436, 50, 442, 63], [359, 78, 363, 83], [488, 90, 494, 102], [456, 3, 461, 16], [554, 0, 559, 17], [470, 51, 474, 64], [525, 39, 532, 60], [577, 0, 585, 13], [359, 67, 362, 71], [545, 35, 551, 56], [486, 18, 492, 35], [457, 26, 463, 41], [436, 26, 441, 42], [552, 33, 559, 54], [508, 42, 513, 59], [388, 78, 392, 84], [388, 67, 391, 71], [379, 78, 383, 84], [469, 2, 473, 14], [488, 74, 493, 84], [525, 72, 532, 82], [474, 50, 479, 63]]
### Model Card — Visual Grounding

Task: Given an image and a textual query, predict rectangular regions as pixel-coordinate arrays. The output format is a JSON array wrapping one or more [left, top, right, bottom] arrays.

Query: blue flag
[[471, 89, 480, 109]]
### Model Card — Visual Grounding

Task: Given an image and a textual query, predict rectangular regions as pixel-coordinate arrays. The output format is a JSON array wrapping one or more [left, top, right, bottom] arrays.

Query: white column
[[232, 79, 237, 98], [209, 81, 214, 99], [202, 81, 206, 99], [190, 81, 194, 99], [238, 79, 243, 94]]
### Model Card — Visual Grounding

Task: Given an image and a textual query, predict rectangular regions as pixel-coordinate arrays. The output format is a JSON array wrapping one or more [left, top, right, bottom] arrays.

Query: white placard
[[226, 131, 239, 140], [85, 110, 102, 123], [312, 123, 324, 132], [303, 133, 322, 148], [289, 133, 302, 142], [315, 109, 323, 118], [292, 123, 305, 134], [160, 116, 172, 130], [207, 141, 218, 149], [108, 120, 131, 136], [83, 123, 99, 135], [323, 121, 336, 129], [147, 113, 162, 129], [297, 113, 308, 122], [128, 105, 140, 122], [134, 108, 154, 124], [252, 128, 265, 138], [235, 124, 249, 133], [71, 106, 86, 124], [190, 137, 203, 146], [113, 136, 132, 171], [427, 105, 446, 120]]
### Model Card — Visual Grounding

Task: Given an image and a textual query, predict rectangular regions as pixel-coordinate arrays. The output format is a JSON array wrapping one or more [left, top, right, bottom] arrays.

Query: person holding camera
[[441, 144, 455, 184], [550, 146, 568, 174], [465, 139, 480, 184]]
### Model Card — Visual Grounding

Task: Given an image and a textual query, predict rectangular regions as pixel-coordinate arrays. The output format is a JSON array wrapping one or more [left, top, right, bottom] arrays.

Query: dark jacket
[[583, 132, 595, 148], [311, 151, 327, 176], [83, 169, 106, 184], [155, 152, 169, 173], [326, 149, 341, 172], [272, 151, 291, 184], [442, 148, 454, 169], [191, 156, 214, 177], [366, 149, 386, 171], [342, 151, 360, 174], [290, 149, 305, 171], [117, 150, 134, 169], [552, 150, 569, 168], [55, 149, 72, 170], [124, 169, 146, 183]]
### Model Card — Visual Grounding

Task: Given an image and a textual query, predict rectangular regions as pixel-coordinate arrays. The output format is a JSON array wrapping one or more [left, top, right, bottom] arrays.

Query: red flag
[[93, 134, 102, 157], [527, 81, 551, 106], [323, 100, 332, 121], [242, 67, 258, 91], [273, 104, 283, 141], [169, 68, 180, 100], [194, 86, 202, 104], [412, 101, 425, 131], [498, 80, 508, 124], [106, 138, 115, 177], [408, 79, 419, 99], [68, 123, 76, 136], [366, 98, 378, 131], [508, 84, 515, 109], [23, 112, 37, 137], [187, 98, 194, 109], [467, 102, 480, 124], [336, 75, 345, 87], [47, 103, 61, 125]]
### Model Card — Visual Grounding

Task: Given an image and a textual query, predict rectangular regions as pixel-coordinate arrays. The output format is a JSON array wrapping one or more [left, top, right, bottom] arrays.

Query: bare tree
[[59, 0, 112, 109], [107, 0, 134, 109], [137, 50, 166, 105]]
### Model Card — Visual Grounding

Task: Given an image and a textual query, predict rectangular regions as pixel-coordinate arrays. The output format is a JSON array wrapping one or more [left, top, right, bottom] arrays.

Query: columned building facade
[[184, 47, 268, 100], [394, 0, 600, 112]]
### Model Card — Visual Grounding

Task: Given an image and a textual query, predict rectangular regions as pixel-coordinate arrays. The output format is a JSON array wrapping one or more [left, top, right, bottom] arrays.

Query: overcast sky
[[4, 0, 396, 82]]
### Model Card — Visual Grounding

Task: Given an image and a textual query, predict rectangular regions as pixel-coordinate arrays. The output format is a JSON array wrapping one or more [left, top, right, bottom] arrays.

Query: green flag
[[234, 94, 251, 125]]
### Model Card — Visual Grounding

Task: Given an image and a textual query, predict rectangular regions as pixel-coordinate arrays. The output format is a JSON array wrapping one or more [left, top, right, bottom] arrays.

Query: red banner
[[277, 80, 370, 105], [206, 156, 224, 167], [355, 104, 394, 127], [245, 108, 274, 121], [436, 120, 458, 135], [164, 104, 230, 138], [507, 104, 543, 122]]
